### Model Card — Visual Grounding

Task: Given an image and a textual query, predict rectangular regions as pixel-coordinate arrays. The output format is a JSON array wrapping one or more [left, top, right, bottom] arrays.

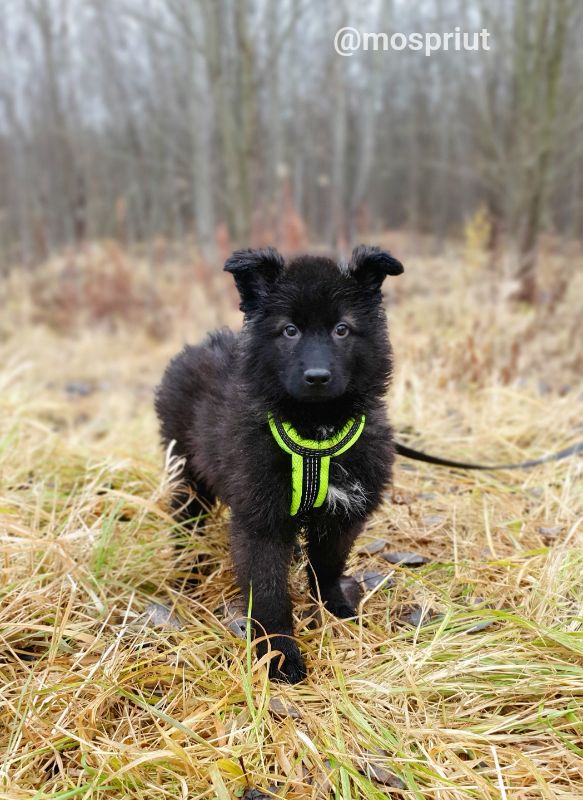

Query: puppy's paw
[[320, 575, 362, 619], [322, 583, 359, 619], [326, 599, 357, 619], [261, 636, 307, 684]]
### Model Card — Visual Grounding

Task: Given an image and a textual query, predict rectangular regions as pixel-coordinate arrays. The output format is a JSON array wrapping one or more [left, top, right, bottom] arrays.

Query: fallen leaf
[[138, 602, 184, 631], [303, 759, 334, 793], [358, 750, 407, 788], [366, 764, 406, 788], [268, 697, 301, 720]]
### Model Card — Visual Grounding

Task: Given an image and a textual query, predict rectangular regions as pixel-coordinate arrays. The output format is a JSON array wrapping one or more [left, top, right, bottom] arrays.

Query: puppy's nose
[[304, 368, 331, 385]]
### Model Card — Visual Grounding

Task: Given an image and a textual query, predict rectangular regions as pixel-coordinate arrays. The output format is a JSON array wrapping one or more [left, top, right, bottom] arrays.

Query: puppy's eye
[[283, 324, 299, 338], [334, 323, 350, 338]]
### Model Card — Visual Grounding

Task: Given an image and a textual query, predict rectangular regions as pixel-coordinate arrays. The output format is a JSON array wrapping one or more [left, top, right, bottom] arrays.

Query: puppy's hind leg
[[171, 470, 216, 529], [155, 345, 216, 528], [170, 471, 217, 586]]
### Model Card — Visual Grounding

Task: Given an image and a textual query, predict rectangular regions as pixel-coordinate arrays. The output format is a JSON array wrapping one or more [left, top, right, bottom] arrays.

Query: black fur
[[155, 245, 403, 683]]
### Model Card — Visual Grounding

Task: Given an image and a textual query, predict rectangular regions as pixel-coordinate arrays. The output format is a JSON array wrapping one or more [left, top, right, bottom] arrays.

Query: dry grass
[[1, 241, 582, 799]]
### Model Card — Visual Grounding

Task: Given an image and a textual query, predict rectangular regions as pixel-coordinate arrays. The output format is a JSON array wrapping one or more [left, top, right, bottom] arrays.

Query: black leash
[[394, 440, 583, 471]]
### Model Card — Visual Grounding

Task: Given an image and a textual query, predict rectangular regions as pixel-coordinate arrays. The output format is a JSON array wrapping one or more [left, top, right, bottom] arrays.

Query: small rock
[[418, 492, 436, 501], [381, 551, 430, 567], [395, 604, 441, 627], [242, 789, 272, 800], [528, 488, 544, 498], [64, 381, 94, 397], [538, 526, 562, 538], [422, 514, 444, 527], [138, 602, 184, 630], [268, 697, 301, 719], [358, 538, 387, 555], [353, 570, 395, 592], [220, 601, 248, 640], [465, 619, 496, 634], [226, 617, 248, 639], [406, 606, 436, 627]]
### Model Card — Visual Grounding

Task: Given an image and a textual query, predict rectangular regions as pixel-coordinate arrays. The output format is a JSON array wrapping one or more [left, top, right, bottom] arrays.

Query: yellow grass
[[1, 241, 582, 798]]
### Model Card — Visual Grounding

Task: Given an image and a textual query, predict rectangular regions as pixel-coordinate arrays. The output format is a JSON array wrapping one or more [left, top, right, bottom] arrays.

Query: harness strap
[[268, 413, 366, 516]]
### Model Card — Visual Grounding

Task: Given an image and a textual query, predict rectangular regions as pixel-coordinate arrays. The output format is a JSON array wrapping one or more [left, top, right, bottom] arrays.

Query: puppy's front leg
[[306, 518, 364, 618], [230, 512, 306, 684]]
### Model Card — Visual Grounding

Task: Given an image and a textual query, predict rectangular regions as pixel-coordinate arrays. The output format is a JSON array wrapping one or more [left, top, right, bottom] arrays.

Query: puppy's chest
[[313, 426, 368, 515], [266, 418, 378, 518], [325, 458, 367, 515]]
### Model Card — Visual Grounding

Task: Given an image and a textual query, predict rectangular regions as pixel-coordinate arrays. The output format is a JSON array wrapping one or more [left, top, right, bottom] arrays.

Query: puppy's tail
[[155, 346, 216, 526]]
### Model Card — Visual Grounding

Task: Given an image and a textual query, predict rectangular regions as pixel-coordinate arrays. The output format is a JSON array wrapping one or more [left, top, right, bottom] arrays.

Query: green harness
[[268, 413, 366, 516]]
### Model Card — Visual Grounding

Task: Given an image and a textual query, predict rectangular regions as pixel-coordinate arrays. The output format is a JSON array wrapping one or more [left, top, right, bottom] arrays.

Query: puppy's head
[[224, 245, 404, 405]]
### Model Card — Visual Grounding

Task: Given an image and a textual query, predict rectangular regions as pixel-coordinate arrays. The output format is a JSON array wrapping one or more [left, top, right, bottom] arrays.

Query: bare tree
[[0, 0, 582, 282]]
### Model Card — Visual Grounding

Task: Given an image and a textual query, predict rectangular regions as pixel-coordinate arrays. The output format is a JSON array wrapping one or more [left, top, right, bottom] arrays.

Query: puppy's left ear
[[349, 244, 404, 293], [224, 247, 285, 315]]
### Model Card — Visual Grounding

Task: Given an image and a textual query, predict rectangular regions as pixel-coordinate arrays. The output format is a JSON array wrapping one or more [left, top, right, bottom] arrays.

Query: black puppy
[[155, 245, 403, 683]]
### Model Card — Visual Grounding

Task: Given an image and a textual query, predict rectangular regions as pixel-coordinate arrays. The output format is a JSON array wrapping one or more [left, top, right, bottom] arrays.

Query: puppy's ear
[[224, 248, 285, 315], [349, 244, 404, 293]]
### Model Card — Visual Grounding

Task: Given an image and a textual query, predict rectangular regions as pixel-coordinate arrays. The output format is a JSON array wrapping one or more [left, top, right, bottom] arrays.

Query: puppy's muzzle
[[303, 368, 331, 386]]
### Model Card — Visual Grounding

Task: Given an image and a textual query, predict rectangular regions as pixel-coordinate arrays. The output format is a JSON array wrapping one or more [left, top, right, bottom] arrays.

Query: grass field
[[1, 241, 582, 799]]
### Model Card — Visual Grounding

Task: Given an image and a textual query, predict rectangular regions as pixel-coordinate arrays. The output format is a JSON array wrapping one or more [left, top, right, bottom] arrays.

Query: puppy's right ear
[[224, 248, 285, 315]]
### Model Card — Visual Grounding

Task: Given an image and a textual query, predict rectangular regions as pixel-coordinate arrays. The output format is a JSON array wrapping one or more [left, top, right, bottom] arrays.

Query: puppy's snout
[[304, 368, 331, 386]]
